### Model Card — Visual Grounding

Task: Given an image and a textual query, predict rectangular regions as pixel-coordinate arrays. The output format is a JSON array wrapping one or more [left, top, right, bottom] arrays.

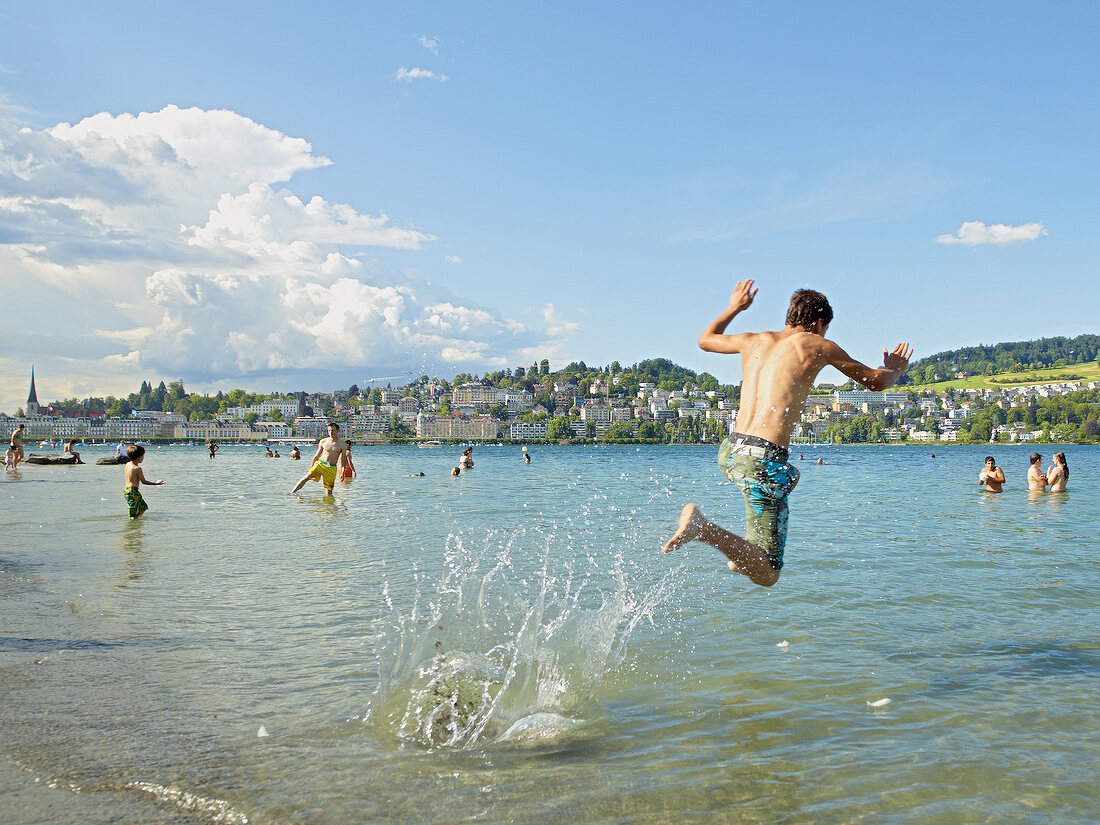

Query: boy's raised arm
[[825, 341, 912, 391], [698, 279, 759, 354]]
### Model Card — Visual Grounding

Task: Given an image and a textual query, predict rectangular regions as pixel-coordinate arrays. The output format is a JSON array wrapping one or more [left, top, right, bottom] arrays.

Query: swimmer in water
[[1047, 451, 1069, 492], [338, 441, 356, 481], [660, 280, 911, 587], [979, 456, 1005, 492], [291, 422, 350, 496], [1027, 452, 1048, 491]]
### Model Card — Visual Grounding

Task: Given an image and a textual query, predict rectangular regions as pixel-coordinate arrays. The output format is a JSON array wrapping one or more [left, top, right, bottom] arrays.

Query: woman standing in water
[[1047, 451, 1069, 492]]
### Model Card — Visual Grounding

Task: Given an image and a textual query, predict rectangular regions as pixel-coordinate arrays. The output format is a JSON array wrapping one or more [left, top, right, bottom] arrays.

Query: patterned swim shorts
[[124, 485, 148, 518], [717, 434, 800, 569]]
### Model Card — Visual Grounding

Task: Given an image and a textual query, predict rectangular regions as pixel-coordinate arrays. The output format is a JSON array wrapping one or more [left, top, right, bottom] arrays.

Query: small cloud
[[418, 35, 441, 55], [936, 220, 1047, 246], [540, 303, 580, 338], [444, 254, 462, 264], [394, 67, 449, 83]]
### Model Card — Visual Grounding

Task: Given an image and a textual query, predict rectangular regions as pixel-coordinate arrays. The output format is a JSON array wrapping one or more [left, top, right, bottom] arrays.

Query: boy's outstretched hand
[[729, 279, 758, 312], [883, 342, 912, 375]]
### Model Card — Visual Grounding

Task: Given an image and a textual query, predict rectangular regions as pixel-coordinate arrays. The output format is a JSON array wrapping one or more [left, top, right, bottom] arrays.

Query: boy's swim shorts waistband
[[726, 432, 789, 463]]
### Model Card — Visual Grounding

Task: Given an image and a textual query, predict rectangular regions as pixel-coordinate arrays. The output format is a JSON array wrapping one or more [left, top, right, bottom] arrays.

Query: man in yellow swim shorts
[[291, 422, 350, 496]]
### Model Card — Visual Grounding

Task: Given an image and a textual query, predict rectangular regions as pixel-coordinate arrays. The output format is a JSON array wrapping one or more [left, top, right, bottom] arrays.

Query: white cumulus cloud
[[418, 35, 441, 55], [394, 67, 449, 83], [935, 220, 1048, 246], [0, 102, 577, 409]]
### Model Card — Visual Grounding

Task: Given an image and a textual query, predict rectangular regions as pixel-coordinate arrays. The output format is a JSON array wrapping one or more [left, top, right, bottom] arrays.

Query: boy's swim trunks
[[717, 433, 800, 569], [307, 460, 338, 490], [124, 485, 148, 518]]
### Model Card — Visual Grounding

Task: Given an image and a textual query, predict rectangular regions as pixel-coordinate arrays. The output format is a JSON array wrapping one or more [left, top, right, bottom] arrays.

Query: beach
[[2, 444, 1098, 824]]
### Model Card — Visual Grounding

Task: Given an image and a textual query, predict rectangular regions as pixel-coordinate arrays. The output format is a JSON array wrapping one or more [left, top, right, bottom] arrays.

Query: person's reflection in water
[[118, 518, 149, 585]]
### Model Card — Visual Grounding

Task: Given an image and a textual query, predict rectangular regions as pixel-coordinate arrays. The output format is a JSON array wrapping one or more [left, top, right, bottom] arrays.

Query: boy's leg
[[661, 503, 780, 587]]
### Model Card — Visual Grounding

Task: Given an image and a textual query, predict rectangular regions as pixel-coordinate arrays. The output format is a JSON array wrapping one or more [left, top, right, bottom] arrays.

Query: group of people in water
[[285, 422, 531, 494], [4, 282, 1083, 547], [980, 452, 1070, 493], [4, 425, 88, 468]]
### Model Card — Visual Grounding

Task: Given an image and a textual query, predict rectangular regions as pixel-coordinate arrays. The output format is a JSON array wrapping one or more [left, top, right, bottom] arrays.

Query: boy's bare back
[[124, 460, 147, 488], [700, 280, 911, 447]]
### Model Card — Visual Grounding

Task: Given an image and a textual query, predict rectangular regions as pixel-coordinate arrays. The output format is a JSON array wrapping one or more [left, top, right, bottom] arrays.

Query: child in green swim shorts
[[123, 444, 164, 519], [661, 279, 911, 587]]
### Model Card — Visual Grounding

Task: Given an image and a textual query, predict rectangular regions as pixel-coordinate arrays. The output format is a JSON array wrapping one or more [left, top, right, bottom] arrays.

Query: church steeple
[[27, 366, 39, 417]]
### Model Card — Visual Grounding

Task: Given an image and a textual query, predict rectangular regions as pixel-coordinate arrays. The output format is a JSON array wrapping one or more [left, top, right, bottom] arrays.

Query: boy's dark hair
[[1030, 452, 1041, 464], [985, 456, 995, 464], [328, 422, 340, 429], [786, 289, 834, 329], [127, 444, 145, 461]]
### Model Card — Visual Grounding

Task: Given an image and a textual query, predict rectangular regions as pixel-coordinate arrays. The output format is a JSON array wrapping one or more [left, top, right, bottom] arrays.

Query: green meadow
[[911, 360, 1100, 393]]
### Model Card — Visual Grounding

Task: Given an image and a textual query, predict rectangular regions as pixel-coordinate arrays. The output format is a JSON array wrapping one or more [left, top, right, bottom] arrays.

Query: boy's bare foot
[[661, 503, 708, 554]]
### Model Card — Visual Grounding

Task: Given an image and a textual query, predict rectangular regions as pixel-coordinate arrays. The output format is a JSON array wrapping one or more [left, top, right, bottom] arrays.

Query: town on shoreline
[[7, 356, 1100, 448]]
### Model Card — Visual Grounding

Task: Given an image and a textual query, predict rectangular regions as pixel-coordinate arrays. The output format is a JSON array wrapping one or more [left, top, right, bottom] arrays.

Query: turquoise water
[[2, 443, 1098, 824]]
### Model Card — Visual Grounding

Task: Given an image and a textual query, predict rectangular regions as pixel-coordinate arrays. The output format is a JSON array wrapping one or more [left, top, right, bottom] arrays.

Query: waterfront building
[[294, 417, 332, 439], [223, 399, 301, 420], [253, 422, 293, 439], [503, 420, 549, 440], [172, 420, 255, 440], [415, 413, 499, 440]]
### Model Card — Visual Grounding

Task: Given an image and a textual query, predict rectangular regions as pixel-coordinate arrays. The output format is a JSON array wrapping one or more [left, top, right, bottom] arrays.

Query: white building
[[503, 420, 548, 440]]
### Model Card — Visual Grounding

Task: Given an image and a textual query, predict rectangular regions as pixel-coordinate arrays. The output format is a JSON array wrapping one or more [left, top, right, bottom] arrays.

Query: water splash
[[366, 528, 674, 750]]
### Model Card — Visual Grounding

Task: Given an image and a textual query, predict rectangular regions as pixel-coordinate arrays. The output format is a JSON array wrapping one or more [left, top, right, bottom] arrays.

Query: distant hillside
[[898, 334, 1100, 386]]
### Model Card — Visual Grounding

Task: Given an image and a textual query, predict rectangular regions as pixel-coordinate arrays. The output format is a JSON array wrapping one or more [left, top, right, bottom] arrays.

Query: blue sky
[[2, 2, 1097, 412]]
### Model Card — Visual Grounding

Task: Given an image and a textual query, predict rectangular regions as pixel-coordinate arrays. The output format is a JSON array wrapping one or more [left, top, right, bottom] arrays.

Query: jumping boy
[[660, 280, 911, 587], [291, 422, 350, 495], [123, 444, 164, 519]]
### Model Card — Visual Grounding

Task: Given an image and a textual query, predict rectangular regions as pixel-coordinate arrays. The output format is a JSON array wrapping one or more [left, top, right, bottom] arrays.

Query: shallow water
[[2, 443, 1098, 824]]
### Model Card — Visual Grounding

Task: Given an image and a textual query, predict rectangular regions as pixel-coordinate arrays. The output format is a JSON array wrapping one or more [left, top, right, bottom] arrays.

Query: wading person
[[979, 456, 1005, 493], [9, 424, 26, 469], [1027, 453, 1048, 491], [123, 444, 164, 519], [1047, 451, 1069, 492], [291, 422, 349, 496], [660, 280, 911, 587]]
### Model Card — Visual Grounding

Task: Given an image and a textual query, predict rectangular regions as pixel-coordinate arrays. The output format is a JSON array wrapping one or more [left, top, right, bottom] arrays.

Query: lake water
[[2, 443, 1098, 824]]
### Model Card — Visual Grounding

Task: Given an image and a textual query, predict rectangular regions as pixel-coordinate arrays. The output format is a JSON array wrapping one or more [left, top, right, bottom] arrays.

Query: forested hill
[[898, 334, 1100, 385]]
